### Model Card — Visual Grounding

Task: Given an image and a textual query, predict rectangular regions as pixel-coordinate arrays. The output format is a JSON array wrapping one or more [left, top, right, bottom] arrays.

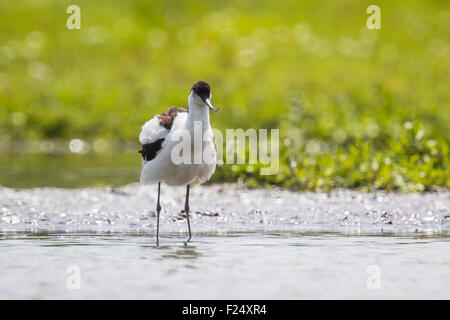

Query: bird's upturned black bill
[[202, 97, 219, 112]]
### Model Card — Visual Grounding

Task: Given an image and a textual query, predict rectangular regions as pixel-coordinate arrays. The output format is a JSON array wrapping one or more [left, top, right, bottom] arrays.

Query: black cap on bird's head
[[191, 80, 218, 112], [192, 80, 210, 100]]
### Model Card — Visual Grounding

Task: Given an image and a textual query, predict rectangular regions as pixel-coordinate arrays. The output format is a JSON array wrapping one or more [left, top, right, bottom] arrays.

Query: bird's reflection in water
[[161, 245, 201, 260]]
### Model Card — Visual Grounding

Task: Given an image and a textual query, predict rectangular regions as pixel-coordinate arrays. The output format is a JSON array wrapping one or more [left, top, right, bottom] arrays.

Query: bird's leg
[[184, 184, 191, 245], [156, 182, 161, 247]]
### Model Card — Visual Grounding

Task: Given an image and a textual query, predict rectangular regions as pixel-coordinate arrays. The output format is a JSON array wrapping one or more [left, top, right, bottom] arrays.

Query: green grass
[[0, 0, 449, 191]]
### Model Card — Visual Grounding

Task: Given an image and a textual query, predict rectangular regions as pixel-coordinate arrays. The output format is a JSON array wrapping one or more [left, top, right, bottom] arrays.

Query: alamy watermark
[[66, 265, 81, 290], [168, 122, 279, 175], [366, 265, 381, 290], [66, 5, 81, 30], [366, 5, 381, 30]]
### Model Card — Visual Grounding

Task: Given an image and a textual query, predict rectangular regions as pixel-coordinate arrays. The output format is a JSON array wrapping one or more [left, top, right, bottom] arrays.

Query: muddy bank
[[1, 184, 448, 234]]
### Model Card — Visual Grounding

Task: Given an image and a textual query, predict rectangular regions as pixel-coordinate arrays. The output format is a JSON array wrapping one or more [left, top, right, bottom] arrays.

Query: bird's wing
[[139, 117, 169, 162], [139, 107, 187, 162], [139, 117, 169, 145]]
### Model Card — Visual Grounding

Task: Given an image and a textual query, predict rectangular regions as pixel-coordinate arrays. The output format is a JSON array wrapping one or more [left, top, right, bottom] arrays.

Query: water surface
[[0, 184, 449, 299], [0, 231, 449, 299]]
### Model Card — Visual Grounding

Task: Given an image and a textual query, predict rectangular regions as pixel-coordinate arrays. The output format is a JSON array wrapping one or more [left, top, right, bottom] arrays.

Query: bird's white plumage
[[139, 94, 216, 187], [139, 117, 169, 144]]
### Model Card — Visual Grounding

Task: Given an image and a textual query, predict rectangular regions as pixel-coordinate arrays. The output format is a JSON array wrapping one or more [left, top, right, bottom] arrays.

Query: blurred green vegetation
[[0, 0, 449, 191]]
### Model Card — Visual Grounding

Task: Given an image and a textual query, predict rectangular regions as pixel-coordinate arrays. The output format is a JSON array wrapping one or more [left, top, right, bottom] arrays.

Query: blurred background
[[0, 0, 448, 191]]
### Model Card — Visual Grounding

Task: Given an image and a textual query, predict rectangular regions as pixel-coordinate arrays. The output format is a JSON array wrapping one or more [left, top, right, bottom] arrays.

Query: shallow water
[[1, 231, 449, 299], [0, 152, 140, 188], [0, 184, 449, 299]]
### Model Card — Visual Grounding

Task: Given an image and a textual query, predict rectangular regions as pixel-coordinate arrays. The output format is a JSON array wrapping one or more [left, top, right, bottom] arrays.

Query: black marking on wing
[[138, 138, 165, 161]]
